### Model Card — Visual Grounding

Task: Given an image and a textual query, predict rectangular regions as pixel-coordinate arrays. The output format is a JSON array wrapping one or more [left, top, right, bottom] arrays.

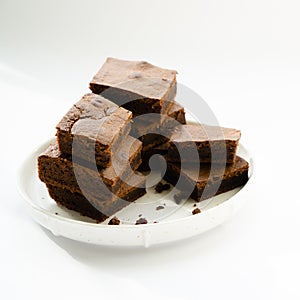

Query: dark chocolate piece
[[167, 124, 241, 164], [56, 93, 132, 168], [164, 156, 249, 202], [38, 137, 142, 199], [90, 58, 177, 117]]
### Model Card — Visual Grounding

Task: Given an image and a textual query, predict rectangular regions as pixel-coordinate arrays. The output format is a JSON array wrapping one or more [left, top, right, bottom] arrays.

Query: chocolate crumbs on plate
[[192, 208, 201, 215], [156, 205, 165, 211], [108, 217, 120, 225], [173, 192, 188, 204], [135, 218, 148, 225]]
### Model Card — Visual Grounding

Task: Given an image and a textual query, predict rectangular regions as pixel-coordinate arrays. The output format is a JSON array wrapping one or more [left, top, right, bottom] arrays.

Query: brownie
[[148, 101, 186, 140], [163, 156, 249, 201], [46, 173, 146, 222], [134, 102, 186, 172], [130, 101, 185, 136], [167, 124, 241, 164], [56, 93, 132, 168], [141, 134, 169, 153], [89, 58, 177, 117], [38, 137, 142, 200], [130, 101, 186, 151], [137, 145, 168, 172], [165, 101, 186, 124]]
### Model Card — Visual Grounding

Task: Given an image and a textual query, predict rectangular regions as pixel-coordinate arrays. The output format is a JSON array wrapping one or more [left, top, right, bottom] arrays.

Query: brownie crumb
[[138, 214, 142, 217], [55, 212, 58, 215], [173, 193, 188, 204], [193, 203, 197, 207], [108, 217, 120, 225], [156, 205, 165, 211], [155, 182, 171, 193], [192, 208, 201, 215], [154, 221, 158, 224], [135, 218, 148, 225]]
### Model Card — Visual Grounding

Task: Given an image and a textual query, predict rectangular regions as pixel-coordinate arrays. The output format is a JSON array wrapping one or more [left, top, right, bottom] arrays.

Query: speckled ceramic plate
[[17, 132, 253, 247]]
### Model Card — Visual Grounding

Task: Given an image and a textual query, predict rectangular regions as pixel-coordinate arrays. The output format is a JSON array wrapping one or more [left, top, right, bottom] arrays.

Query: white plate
[[17, 138, 253, 248]]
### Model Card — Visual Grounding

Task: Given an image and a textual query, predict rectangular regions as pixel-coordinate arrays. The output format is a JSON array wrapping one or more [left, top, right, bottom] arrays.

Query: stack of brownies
[[38, 93, 147, 222], [163, 124, 249, 201], [38, 57, 249, 223]]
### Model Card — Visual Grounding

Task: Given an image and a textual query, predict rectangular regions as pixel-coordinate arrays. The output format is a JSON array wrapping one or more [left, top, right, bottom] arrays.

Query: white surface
[[17, 138, 252, 247], [1, 0, 300, 299]]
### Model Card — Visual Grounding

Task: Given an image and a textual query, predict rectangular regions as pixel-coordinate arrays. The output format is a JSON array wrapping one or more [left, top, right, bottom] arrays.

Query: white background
[[1, 0, 300, 299]]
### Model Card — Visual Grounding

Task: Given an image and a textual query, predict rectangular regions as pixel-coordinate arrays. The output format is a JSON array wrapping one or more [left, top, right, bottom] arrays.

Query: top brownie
[[56, 93, 132, 167], [89, 58, 177, 116]]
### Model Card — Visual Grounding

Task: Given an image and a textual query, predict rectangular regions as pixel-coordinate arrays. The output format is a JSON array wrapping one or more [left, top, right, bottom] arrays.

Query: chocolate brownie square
[[38, 136, 142, 199], [46, 172, 146, 222], [167, 124, 241, 164], [89, 58, 177, 117], [164, 156, 249, 201], [56, 93, 132, 168]]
